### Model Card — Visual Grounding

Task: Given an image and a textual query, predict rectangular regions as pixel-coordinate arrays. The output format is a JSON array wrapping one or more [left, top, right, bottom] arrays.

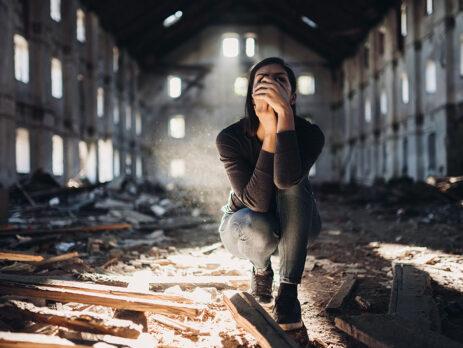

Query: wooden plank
[[223, 292, 299, 348], [0, 223, 132, 237], [389, 263, 441, 331], [325, 275, 357, 313], [0, 273, 193, 304], [37, 252, 79, 266], [0, 251, 44, 262], [0, 331, 90, 348], [4, 300, 142, 338], [58, 331, 157, 348], [335, 314, 462, 348], [0, 281, 204, 318]]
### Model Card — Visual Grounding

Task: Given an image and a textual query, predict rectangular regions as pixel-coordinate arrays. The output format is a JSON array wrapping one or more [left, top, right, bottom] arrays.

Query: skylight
[[163, 11, 183, 27], [301, 16, 317, 29]]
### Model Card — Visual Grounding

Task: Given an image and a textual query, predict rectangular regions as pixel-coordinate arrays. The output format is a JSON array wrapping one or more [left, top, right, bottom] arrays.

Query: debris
[[0, 331, 88, 348], [354, 296, 371, 311], [325, 275, 357, 313], [0, 251, 44, 262]]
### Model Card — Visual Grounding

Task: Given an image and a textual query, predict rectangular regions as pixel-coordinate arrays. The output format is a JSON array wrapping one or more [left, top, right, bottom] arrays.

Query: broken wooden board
[[0, 251, 44, 262], [36, 252, 79, 267], [0, 223, 131, 237], [78, 272, 248, 290], [0, 331, 90, 348], [325, 275, 357, 313], [223, 291, 299, 348], [58, 330, 158, 348], [335, 314, 462, 348], [389, 263, 441, 331], [0, 273, 193, 304], [0, 280, 204, 318], [4, 300, 142, 339]]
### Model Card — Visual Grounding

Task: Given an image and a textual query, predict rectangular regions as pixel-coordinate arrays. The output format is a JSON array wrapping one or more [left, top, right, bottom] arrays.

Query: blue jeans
[[218, 176, 321, 284]]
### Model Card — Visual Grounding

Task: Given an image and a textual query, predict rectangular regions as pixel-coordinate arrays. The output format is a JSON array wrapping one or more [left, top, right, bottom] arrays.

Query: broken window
[[51, 58, 63, 99], [52, 135, 64, 176], [87, 143, 97, 182], [125, 104, 132, 130], [136, 112, 142, 135], [15, 128, 30, 174], [400, 3, 407, 37], [14, 34, 29, 83], [380, 89, 388, 115], [167, 75, 181, 98], [136, 156, 142, 178], [401, 72, 409, 104], [113, 149, 120, 177], [98, 139, 113, 182], [78, 140, 88, 176], [297, 74, 315, 95], [364, 98, 372, 123], [426, 0, 433, 15], [113, 47, 119, 72], [113, 99, 119, 124], [425, 59, 437, 93], [97, 87, 104, 117], [168, 115, 185, 138], [125, 154, 132, 175], [170, 159, 185, 177], [222, 33, 239, 57], [234, 77, 248, 96], [50, 0, 61, 22], [428, 133, 436, 170], [245, 34, 256, 57], [76, 9, 86, 42]]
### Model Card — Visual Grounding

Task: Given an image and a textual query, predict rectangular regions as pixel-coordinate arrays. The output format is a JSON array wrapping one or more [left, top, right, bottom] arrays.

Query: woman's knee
[[231, 208, 279, 248]]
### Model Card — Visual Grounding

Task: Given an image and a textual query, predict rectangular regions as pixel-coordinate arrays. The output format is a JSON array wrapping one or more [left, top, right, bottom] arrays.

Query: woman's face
[[252, 63, 295, 104]]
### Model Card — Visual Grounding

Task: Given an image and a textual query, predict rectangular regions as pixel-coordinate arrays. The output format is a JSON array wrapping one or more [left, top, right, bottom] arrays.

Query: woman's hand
[[252, 77, 292, 117], [253, 91, 277, 135]]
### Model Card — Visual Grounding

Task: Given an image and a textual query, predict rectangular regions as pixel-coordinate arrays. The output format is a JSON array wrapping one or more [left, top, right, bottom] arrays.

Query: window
[[222, 33, 239, 57], [15, 128, 30, 174], [234, 77, 248, 96], [401, 72, 409, 103], [125, 154, 132, 175], [14, 34, 29, 83], [76, 9, 86, 42], [245, 34, 256, 57], [425, 60, 437, 93], [52, 135, 64, 176], [136, 156, 142, 178], [113, 149, 120, 177], [97, 87, 104, 117], [113, 99, 119, 124], [78, 141, 87, 176], [98, 139, 113, 182], [378, 27, 386, 56], [428, 133, 436, 170], [136, 112, 142, 135], [87, 143, 97, 182], [426, 0, 433, 15], [125, 104, 132, 130], [167, 75, 181, 98], [364, 98, 372, 123], [400, 3, 407, 37], [298, 74, 315, 95], [50, 0, 61, 22], [113, 47, 119, 72], [460, 34, 463, 76], [168, 115, 185, 138], [51, 58, 63, 99], [170, 159, 185, 177], [380, 89, 388, 115]]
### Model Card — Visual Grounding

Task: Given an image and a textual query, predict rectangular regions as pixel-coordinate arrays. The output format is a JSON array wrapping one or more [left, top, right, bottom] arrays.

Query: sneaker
[[273, 292, 304, 331], [250, 266, 274, 304]]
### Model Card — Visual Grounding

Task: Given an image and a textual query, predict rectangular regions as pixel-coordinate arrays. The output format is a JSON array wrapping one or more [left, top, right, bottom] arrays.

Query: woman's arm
[[216, 131, 275, 213]]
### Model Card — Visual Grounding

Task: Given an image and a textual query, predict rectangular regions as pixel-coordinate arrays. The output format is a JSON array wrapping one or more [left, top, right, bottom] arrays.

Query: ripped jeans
[[218, 176, 321, 284]]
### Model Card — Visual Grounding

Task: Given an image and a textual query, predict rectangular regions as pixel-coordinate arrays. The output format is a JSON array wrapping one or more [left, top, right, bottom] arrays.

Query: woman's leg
[[276, 175, 321, 284], [218, 207, 280, 271]]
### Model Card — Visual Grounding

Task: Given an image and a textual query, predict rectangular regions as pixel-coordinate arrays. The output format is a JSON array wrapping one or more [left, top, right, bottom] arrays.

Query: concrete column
[[0, 1, 16, 186]]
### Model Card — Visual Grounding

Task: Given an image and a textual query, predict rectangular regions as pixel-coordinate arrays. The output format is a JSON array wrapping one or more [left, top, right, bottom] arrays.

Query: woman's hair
[[242, 57, 297, 137]]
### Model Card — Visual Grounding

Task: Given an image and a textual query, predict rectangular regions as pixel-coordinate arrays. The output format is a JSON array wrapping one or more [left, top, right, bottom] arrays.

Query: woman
[[215, 57, 324, 333]]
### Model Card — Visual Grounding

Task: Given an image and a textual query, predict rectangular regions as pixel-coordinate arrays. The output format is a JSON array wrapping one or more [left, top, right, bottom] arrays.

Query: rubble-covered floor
[[0, 174, 462, 347]]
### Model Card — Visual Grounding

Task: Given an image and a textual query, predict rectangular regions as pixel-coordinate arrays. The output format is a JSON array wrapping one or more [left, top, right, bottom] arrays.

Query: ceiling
[[84, 0, 399, 69]]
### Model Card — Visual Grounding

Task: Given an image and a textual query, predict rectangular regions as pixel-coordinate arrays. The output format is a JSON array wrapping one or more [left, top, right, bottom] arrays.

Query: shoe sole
[[278, 321, 304, 331]]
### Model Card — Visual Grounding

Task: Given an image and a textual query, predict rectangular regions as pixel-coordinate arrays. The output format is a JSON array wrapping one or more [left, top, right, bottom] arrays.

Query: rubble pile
[[0, 171, 261, 347]]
